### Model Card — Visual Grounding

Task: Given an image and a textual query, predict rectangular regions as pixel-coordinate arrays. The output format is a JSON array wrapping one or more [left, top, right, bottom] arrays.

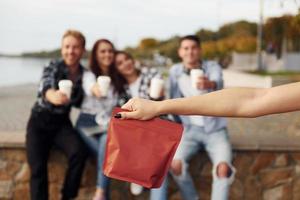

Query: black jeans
[[26, 110, 88, 200]]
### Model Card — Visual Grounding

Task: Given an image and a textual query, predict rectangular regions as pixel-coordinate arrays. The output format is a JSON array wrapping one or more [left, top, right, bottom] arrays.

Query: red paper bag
[[103, 107, 183, 188]]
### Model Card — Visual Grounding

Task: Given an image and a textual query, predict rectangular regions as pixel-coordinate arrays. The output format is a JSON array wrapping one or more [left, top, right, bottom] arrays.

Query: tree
[[264, 15, 293, 58], [218, 20, 257, 39], [196, 29, 218, 42], [138, 38, 158, 50], [287, 9, 300, 51], [157, 36, 180, 62]]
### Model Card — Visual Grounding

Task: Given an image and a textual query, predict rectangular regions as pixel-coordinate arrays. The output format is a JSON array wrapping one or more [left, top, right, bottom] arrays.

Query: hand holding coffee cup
[[91, 84, 101, 98], [58, 80, 73, 99], [149, 78, 164, 99], [45, 89, 69, 105], [97, 76, 111, 97], [197, 76, 212, 90]]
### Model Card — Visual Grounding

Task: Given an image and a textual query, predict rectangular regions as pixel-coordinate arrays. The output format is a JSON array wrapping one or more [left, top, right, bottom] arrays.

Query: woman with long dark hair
[[76, 39, 118, 200], [113, 51, 167, 200]]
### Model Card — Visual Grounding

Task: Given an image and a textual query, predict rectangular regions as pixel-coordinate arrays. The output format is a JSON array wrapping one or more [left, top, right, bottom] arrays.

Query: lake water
[[0, 57, 88, 87], [0, 57, 50, 87]]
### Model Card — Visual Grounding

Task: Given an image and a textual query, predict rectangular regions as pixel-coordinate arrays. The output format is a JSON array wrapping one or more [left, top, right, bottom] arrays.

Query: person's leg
[[54, 121, 88, 200], [26, 113, 52, 200], [94, 133, 111, 200], [76, 126, 99, 156], [150, 175, 168, 200], [76, 113, 110, 199], [204, 128, 235, 200], [75, 113, 99, 156], [170, 126, 201, 200]]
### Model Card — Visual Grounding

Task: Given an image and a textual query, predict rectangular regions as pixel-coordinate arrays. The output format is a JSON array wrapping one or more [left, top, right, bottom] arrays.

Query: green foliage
[[157, 36, 180, 62], [123, 20, 260, 61], [264, 10, 300, 57], [20, 10, 300, 62], [218, 20, 257, 38], [22, 49, 89, 59], [138, 38, 158, 50], [196, 29, 218, 42], [248, 70, 300, 76]]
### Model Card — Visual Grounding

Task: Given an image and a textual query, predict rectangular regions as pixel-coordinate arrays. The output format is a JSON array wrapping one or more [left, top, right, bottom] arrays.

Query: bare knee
[[171, 160, 182, 176], [216, 162, 232, 178]]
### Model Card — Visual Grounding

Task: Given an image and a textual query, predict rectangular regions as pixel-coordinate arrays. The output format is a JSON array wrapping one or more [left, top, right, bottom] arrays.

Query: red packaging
[[103, 107, 183, 188]]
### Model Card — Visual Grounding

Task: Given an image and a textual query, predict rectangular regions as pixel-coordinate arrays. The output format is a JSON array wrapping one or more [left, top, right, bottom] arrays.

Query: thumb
[[114, 111, 139, 120]]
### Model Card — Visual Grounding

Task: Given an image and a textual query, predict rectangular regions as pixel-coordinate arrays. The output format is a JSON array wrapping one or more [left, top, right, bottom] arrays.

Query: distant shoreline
[[0, 82, 38, 89], [0, 54, 53, 59], [0, 54, 22, 58], [0, 48, 89, 59], [0, 54, 58, 59]]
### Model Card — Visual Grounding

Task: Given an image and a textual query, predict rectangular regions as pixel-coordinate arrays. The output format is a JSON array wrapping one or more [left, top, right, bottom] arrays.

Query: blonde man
[[26, 30, 88, 200]]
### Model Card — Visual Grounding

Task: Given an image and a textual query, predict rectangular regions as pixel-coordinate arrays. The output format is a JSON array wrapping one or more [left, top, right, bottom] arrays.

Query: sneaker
[[130, 183, 143, 195]]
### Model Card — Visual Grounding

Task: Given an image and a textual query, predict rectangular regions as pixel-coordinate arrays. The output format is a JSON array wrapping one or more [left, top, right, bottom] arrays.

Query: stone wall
[[230, 52, 300, 72], [223, 70, 272, 88], [1, 147, 300, 200]]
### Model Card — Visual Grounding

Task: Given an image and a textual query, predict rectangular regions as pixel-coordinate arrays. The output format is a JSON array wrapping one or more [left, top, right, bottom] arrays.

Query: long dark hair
[[113, 51, 141, 95], [89, 39, 119, 91]]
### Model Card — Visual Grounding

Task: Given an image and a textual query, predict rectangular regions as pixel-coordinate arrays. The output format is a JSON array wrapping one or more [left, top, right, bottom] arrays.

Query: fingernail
[[114, 113, 122, 119]]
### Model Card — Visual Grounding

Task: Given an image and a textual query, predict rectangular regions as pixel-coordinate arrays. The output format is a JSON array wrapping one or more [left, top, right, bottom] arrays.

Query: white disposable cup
[[58, 80, 73, 99], [97, 76, 111, 97], [190, 69, 204, 89], [149, 78, 164, 99]]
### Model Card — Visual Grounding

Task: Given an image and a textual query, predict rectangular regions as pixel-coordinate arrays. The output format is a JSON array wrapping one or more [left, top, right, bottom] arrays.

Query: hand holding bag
[[103, 107, 183, 188]]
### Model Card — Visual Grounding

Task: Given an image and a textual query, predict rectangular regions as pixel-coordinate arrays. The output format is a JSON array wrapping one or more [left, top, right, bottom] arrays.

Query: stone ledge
[[0, 132, 25, 149], [2, 129, 300, 151]]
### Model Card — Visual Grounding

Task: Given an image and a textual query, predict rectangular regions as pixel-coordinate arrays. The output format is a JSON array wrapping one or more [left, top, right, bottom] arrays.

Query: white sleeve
[[82, 71, 96, 96]]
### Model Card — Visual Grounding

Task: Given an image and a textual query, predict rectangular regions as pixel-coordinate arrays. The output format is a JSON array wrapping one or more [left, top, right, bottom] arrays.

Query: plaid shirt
[[32, 59, 84, 115], [117, 67, 161, 106]]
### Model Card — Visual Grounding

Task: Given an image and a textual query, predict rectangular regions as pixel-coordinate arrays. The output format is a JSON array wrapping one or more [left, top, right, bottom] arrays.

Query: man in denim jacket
[[167, 35, 235, 200]]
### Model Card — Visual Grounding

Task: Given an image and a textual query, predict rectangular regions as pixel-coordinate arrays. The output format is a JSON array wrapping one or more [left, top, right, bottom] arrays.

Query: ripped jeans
[[172, 125, 235, 200]]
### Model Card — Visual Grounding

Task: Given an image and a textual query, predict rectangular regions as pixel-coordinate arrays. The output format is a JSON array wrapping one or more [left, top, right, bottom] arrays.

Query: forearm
[[158, 83, 300, 117], [157, 87, 266, 117]]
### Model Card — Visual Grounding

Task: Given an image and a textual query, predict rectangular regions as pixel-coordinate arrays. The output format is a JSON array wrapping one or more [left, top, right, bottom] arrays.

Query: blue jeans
[[171, 125, 235, 200], [75, 113, 110, 199], [149, 176, 168, 200]]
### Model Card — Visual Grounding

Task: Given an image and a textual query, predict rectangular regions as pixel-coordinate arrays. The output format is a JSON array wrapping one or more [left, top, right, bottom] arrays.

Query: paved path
[[0, 84, 37, 133]]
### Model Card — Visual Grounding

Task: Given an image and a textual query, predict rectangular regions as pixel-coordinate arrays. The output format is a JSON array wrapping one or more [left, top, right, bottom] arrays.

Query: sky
[[0, 0, 299, 54]]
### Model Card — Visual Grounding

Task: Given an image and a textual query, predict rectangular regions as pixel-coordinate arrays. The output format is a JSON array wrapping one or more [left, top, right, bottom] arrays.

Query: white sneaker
[[130, 183, 143, 195]]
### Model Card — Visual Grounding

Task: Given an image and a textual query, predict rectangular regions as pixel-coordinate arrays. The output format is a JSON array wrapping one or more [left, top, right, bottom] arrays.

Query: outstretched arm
[[117, 82, 300, 120]]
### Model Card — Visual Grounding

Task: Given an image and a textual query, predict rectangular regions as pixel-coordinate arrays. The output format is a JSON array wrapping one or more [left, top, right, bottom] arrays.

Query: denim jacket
[[168, 61, 227, 133]]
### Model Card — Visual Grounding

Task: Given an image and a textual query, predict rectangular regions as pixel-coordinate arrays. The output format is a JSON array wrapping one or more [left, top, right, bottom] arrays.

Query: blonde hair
[[62, 29, 86, 48]]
